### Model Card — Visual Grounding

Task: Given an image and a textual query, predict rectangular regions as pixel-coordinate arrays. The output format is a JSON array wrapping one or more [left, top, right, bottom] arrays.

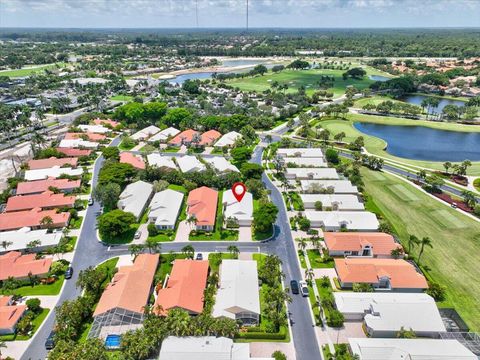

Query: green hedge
[[237, 330, 287, 340]]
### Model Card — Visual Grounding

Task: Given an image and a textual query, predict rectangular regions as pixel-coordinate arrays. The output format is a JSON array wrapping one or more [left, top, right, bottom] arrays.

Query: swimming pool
[[105, 334, 121, 349]]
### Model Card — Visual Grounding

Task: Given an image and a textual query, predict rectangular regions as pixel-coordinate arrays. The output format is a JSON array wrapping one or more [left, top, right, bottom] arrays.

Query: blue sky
[[0, 0, 479, 28]]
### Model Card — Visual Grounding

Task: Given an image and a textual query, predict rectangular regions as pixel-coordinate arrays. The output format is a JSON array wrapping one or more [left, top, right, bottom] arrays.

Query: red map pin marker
[[232, 182, 246, 202]]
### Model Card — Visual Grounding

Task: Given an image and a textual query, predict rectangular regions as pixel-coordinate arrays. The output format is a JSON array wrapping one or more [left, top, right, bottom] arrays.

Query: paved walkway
[[250, 341, 296, 360], [131, 141, 145, 151], [238, 226, 252, 241], [174, 221, 191, 242], [202, 146, 213, 154], [131, 223, 148, 244]]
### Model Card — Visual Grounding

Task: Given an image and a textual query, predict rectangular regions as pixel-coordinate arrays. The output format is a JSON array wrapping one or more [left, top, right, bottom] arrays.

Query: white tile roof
[[176, 155, 206, 173], [149, 189, 184, 228], [205, 157, 239, 173], [214, 131, 242, 147], [222, 190, 253, 222], [277, 148, 324, 158], [300, 180, 358, 194], [146, 153, 177, 170], [0, 228, 63, 251], [334, 293, 446, 334], [147, 127, 180, 143], [213, 260, 260, 320], [78, 124, 110, 134], [286, 168, 339, 180], [305, 211, 379, 230], [58, 139, 98, 149], [130, 125, 161, 141], [24, 166, 83, 181], [299, 194, 364, 210], [283, 157, 327, 167], [348, 338, 477, 360], [118, 181, 153, 220]]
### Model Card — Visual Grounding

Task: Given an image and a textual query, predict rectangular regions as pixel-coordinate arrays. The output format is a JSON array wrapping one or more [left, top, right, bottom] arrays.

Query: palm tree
[[310, 236, 320, 250], [145, 238, 161, 254], [462, 190, 476, 209], [1, 241, 12, 251], [166, 308, 191, 336], [181, 245, 195, 259], [227, 245, 239, 259], [297, 238, 308, 253], [443, 161, 452, 174], [128, 244, 144, 258], [186, 214, 197, 229], [417, 237, 433, 264], [305, 268, 315, 284], [407, 234, 420, 255]]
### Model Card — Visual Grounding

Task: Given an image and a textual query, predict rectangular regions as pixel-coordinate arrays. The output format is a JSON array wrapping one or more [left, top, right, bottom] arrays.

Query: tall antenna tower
[[246, 0, 249, 30]]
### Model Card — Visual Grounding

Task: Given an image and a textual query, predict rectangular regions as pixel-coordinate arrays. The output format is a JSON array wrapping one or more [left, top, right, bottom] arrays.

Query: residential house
[[285, 168, 339, 180], [27, 157, 78, 170], [24, 166, 83, 181], [78, 124, 110, 134], [334, 293, 445, 337], [117, 181, 153, 221], [168, 129, 199, 147], [277, 148, 324, 158], [300, 194, 364, 211], [120, 152, 145, 170], [147, 127, 180, 143], [0, 296, 27, 335], [5, 191, 76, 212], [348, 338, 477, 360], [324, 232, 403, 258], [146, 153, 177, 170], [0, 228, 63, 253], [334, 258, 428, 291], [283, 157, 327, 167], [187, 187, 218, 231], [214, 131, 242, 147], [199, 129, 222, 146], [155, 260, 209, 315], [64, 132, 106, 142], [0, 251, 52, 281], [300, 180, 358, 194], [89, 254, 159, 339], [305, 211, 379, 231], [58, 138, 98, 149], [130, 125, 161, 141], [204, 157, 239, 173], [148, 189, 184, 229], [176, 155, 206, 173], [55, 148, 92, 157], [16, 178, 81, 195], [0, 208, 70, 232], [213, 260, 260, 325], [159, 336, 273, 360], [222, 190, 253, 226], [93, 118, 119, 128]]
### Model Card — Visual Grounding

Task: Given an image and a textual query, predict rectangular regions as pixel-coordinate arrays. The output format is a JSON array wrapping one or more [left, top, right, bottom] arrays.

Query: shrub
[[297, 217, 311, 231], [325, 148, 339, 164], [474, 204, 480, 217], [426, 282, 446, 301], [272, 351, 287, 360], [147, 223, 158, 237], [327, 309, 344, 327], [26, 298, 42, 314]]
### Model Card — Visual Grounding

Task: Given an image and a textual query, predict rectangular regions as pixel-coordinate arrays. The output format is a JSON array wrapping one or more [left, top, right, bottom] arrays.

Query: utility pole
[[246, 0, 249, 31]]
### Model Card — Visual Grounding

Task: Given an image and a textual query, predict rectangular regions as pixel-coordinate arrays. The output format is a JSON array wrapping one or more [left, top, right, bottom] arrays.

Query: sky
[[0, 0, 479, 28]]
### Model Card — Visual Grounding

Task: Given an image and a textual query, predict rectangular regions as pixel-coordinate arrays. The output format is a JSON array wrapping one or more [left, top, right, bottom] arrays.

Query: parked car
[[290, 280, 299, 294], [299, 280, 309, 297], [88, 198, 94, 206], [45, 331, 55, 350], [451, 202, 458, 209], [64, 266, 73, 279], [195, 253, 203, 260], [134, 230, 141, 239]]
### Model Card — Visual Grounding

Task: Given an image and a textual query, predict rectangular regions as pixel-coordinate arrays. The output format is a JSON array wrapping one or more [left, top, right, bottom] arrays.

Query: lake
[[369, 75, 390, 82], [168, 72, 216, 85], [221, 59, 266, 67], [354, 122, 480, 162], [400, 94, 466, 113]]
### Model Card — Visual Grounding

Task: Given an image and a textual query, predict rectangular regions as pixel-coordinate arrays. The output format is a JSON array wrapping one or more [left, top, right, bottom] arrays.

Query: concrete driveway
[[250, 341, 296, 360], [238, 226, 252, 241], [174, 221, 191, 242], [131, 223, 148, 244]]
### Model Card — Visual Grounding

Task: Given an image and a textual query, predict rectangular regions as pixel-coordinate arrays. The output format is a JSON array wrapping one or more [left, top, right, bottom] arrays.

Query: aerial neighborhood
[[0, 18, 480, 360]]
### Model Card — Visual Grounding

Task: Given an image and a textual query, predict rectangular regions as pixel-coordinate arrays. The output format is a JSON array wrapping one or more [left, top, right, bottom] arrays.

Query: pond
[[168, 72, 216, 85], [369, 75, 390, 82], [354, 122, 480, 162], [400, 94, 466, 113], [221, 59, 266, 67]]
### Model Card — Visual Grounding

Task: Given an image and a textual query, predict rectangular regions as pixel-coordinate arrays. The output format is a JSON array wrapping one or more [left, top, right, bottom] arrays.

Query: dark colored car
[[45, 331, 55, 350], [88, 198, 94, 206], [196, 253, 203, 260], [64, 266, 73, 279], [290, 280, 299, 294]]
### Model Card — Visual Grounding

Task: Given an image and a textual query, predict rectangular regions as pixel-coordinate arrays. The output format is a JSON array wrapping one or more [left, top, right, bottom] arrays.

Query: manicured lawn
[[155, 253, 188, 284], [226, 68, 379, 98], [69, 216, 83, 229], [2, 276, 65, 296], [208, 252, 236, 273], [139, 144, 156, 152], [0, 62, 65, 77], [109, 95, 133, 101], [353, 95, 403, 108], [162, 147, 179, 153], [361, 167, 480, 331], [319, 114, 480, 175], [306, 249, 334, 268], [474, 178, 480, 192], [289, 191, 304, 211], [118, 140, 136, 151], [298, 250, 307, 269], [1, 308, 50, 341]]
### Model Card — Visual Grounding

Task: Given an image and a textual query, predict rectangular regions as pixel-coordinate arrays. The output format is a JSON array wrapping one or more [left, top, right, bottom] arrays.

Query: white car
[[299, 280, 309, 297]]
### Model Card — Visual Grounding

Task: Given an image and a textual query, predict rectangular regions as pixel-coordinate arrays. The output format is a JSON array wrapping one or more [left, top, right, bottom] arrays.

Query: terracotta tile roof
[[155, 259, 209, 315], [0, 252, 52, 280], [16, 178, 81, 195], [0, 296, 26, 332], [93, 118, 119, 128], [64, 132, 106, 142], [94, 254, 159, 316], [199, 130, 222, 146], [187, 187, 218, 226], [6, 191, 76, 212], [27, 157, 78, 170], [168, 129, 199, 146], [56, 148, 92, 157], [120, 152, 145, 170], [335, 258, 428, 290], [324, 232, 403, 256], [0, 208, 70, 232]]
